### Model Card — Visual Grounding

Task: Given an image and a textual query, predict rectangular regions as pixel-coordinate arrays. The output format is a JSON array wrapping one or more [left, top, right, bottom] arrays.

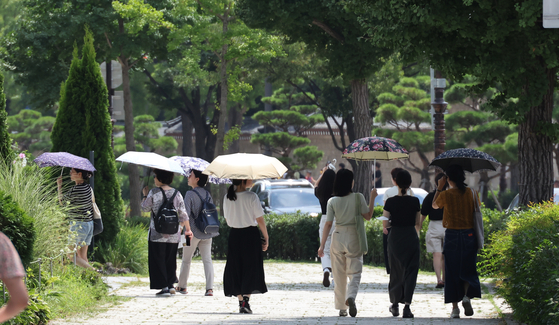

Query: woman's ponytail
[[226, 179, 243, 201]]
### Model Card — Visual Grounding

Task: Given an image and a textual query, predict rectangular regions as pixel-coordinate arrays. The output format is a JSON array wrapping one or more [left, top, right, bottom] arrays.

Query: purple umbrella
[[34, 152, 96, 172]]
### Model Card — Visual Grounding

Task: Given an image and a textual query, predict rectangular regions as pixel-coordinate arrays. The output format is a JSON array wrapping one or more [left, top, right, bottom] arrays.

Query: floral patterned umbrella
[[34, 152, 96, 171], [342, 136, 410, 161], [429, 148, 500, 172], [170, 156, 231, 184]]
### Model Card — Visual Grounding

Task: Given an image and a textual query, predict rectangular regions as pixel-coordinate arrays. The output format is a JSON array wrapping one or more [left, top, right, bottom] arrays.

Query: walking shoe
[[323, 270, 330, 287], [176, 287, 187, 294], [450, 307, 460, 318], [436, 281, 445, 289], [389, 304, 399, 317], [339, 309, 348, 317], [346, 297, 357, 317], [462, 296, 474, 316], [239, 297, 252, 314], [402, 305, 414, 318], [169, 287, 176, 295], [155, 289, 171, 297], [205, 289, 213, 296]]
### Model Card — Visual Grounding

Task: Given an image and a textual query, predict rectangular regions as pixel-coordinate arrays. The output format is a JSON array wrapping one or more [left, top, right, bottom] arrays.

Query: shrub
[[264, 212, 320, 261], [480, 202, 559, 325], [96, 223, 149, 274], [0, 190, 35, 266], [0, 158, 68, 260]]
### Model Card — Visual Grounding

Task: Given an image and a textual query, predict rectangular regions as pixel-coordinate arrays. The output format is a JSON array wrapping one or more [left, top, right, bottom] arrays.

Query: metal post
[[50, 259, 54, 289], [89, 150, 95, 262], [37, 258, 42, 292], [431, 70, 448, 158]]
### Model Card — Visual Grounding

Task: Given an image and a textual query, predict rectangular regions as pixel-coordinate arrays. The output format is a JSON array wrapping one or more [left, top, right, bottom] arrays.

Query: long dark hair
[[192, 169, 209, 187], [445, 164, 467, 192], [316, 169, 335, 199], [395, 170, 412, 195], [333, 169, 353, 197], [227, 179, 249, 201]]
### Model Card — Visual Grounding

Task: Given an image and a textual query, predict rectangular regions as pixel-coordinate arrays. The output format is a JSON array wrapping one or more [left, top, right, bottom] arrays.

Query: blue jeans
[[69, 220, 94, 246], [443, 229, 481, 303]]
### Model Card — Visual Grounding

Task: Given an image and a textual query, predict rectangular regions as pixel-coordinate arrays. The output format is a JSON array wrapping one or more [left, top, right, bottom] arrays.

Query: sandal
[[176, 287, 188, 294], [205, 289, 213, 296], [436, 281, 445, 289]]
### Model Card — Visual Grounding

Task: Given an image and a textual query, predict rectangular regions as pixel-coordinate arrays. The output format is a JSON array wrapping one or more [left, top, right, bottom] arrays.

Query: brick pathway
[[51, 260, 521, 324]]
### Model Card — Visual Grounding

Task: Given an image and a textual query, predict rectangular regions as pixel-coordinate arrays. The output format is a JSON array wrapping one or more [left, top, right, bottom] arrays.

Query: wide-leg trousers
[[331, 225, 363, 310]]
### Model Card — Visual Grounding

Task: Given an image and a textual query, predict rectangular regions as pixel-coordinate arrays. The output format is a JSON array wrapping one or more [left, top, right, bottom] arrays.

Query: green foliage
[[129, 114, 178, 154], [292, 146, 324, 171], [3, 290, 51, 325], [223, 125, 241, 151], [0, 71, 14, 162], [481, 202, 559, 324], [52, 28, 124, 247], [264, 212, 320, 261], [96, 223, 149, 274], [0, 189, 34, 266], [0, 158, 68, 260], [7, 109, 54, 154]]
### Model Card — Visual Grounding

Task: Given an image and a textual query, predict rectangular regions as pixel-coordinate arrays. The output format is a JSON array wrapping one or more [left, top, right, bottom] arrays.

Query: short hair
[[338, 163, 346, 169], [333, 169, 353, 197], [192, 169, 208, 187], [154, 169, 174, 185], [73, 168, 92, 181], [391, 167, 404, 180], [395, 170, 412, 196]]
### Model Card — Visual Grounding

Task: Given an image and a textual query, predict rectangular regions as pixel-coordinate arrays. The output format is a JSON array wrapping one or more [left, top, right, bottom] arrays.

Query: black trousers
[[383, 228, 391, 274], [148, 240, 178, 289], [388, 226, 420, 304]]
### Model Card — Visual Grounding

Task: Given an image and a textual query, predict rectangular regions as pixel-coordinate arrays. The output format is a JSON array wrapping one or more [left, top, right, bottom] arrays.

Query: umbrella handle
[[60, 167, 64, 177], [373, 159, 376, 189]]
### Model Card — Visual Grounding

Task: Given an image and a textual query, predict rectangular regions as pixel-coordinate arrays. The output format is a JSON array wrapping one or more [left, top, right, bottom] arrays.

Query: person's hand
[[437, 175, 448, 190], [142, 186, 149, 196], [262, 237, 269, 252], [371, 188, 378, 197], [56, 176, 62, 187], [322, 166, 328, 173], [318, 246, 324, 257], [184, 229, 193, 240], [383, 227, 388, 235]]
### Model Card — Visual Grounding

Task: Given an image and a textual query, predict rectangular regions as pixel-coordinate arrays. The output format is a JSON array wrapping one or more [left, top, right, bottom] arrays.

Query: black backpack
[[191, 189, 220, 234], [152, 188, 180, 234]]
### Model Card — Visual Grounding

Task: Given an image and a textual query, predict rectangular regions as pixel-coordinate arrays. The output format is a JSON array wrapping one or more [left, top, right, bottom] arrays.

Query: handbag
[[471, 188, 484, 250], [91, 189, 104, 236], [354, 193, 368, 255]]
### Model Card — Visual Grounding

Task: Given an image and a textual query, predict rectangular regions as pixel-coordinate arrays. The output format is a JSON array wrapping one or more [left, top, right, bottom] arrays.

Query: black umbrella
[[429, 148, 500, 172]]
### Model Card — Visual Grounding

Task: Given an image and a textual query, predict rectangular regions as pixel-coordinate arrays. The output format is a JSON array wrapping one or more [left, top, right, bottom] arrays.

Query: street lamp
[[431, 70, 448, 157]]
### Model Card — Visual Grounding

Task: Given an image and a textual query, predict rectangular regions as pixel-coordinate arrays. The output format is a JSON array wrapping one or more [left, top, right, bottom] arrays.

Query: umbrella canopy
[[170, 156, 231, 184], [342, 136, 409, 161], [34, 152, 96, 172], [116, 151, 184, 174], [429, 148, 500, 172], [203, 153, 288, 180]]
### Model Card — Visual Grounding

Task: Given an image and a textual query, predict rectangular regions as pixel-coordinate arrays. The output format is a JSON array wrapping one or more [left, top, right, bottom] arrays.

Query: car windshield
[[269, 189, 320, 209]]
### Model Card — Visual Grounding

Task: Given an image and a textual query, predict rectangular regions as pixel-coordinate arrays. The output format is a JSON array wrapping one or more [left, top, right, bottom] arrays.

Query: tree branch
[[195, 0, 225, 21], [104, 33, 113, 49], [312, 19, 345, 44]]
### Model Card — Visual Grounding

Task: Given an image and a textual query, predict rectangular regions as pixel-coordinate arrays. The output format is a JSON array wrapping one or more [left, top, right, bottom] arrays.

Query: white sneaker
[[451, 307, 460, 318], [462, 296, 473, 316]]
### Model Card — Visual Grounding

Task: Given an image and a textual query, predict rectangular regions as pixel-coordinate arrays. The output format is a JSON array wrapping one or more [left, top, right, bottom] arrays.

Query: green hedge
[[481, 202, 559, 325], [0, 190, 35, 266]]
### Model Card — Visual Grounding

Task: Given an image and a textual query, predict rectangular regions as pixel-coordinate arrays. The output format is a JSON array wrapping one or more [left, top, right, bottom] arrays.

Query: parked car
[[372, 187, 430, 207], [250, 179, 321, 216], [506, 188, 559, 212]]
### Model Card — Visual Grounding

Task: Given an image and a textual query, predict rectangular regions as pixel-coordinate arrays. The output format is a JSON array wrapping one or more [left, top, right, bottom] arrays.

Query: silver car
[[250, 179, 321, 216]]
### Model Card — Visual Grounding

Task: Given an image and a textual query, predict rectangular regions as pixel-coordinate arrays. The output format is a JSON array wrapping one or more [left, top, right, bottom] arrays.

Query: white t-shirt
[[383, 186, 415, 204], [326, 193, 369, 226], [222, 191, 264, 228]]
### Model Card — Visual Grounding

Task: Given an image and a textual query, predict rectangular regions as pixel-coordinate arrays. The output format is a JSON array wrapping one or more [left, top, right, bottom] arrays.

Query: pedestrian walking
[[177, 170, 218, 296], [314, 166, 336, 287], [383, 170, 421, 318], [318, 169, 377, 317], [0, 232, 29, 322], [433, 164, 482, 318], [222, 179, 269, 314]]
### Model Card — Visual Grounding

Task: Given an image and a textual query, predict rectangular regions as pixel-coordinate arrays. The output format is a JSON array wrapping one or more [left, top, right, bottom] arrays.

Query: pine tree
[[0, 71, 14, 162], [51, 28, 123, 244]]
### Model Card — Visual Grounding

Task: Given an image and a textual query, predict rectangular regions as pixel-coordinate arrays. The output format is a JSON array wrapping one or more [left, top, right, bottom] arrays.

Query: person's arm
[[415, 211, 422, 236], [382, 211, 391, 235], [0, 276, 28, 322], [361, 189, 378, 221], [314, 167, 328, 188], [317, 221, 333, 257], [432, 175, 448, 209], [256, 216, 268, 252]]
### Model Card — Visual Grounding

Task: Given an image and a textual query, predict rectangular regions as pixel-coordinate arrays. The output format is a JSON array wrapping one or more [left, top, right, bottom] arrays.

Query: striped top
[[434, 187, 477, 229], [63, 183, 93, 222], [184, 187, 219, 240]]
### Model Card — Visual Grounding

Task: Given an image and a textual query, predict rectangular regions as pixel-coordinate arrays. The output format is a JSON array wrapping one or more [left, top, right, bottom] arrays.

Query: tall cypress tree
[[0, 72, 14, 162], [51, 28, 123, 244]]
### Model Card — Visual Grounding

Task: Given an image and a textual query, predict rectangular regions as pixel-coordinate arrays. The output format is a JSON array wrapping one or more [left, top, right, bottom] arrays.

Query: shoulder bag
[[354, 193, 368, 255], [91, 188, 103, 236], [471, 188, 484, 251], [191, 189, 220, 234]]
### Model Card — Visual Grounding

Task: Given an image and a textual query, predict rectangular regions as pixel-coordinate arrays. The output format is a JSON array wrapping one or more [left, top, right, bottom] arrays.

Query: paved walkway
[[52, 260, 521, 324]]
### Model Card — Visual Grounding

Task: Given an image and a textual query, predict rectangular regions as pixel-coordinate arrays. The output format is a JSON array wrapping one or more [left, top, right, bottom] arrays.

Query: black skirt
[[223, 226, 267, 297], [387, 226, 420, 304]]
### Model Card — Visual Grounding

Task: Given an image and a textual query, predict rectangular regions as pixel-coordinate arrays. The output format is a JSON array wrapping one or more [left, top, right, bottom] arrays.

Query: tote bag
[[91, 189, 103, 236], [471, 188, 484, 250]]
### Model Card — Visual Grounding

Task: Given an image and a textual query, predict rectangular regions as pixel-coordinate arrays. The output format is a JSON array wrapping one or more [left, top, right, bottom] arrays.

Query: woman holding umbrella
[[141, 168, 193, 297], [222, 179, 269, 314], [432, 164, 481, 318]]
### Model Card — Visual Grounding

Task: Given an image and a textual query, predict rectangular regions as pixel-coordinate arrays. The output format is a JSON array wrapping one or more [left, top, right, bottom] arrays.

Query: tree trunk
[[181, 111, 193, 157], [350, 79, 372, 202], [510, 163, 519, 193], [214, 17, 229, 158], [499, 165, 507, 196], [228, 103, 243, 153], [121, 58, 141, 217], [478, 171, 490, 203], [518, 67, 555, 205]]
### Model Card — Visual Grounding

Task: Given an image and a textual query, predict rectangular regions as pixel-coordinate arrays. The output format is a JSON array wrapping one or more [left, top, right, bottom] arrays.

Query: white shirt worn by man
[[222, 191, 264, 228], [383, 186, 415, 204]]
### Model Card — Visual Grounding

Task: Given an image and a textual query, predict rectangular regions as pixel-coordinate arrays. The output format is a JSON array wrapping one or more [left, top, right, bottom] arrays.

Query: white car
[[506, 188, 559, 212], [372, 187, 430, 207]]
